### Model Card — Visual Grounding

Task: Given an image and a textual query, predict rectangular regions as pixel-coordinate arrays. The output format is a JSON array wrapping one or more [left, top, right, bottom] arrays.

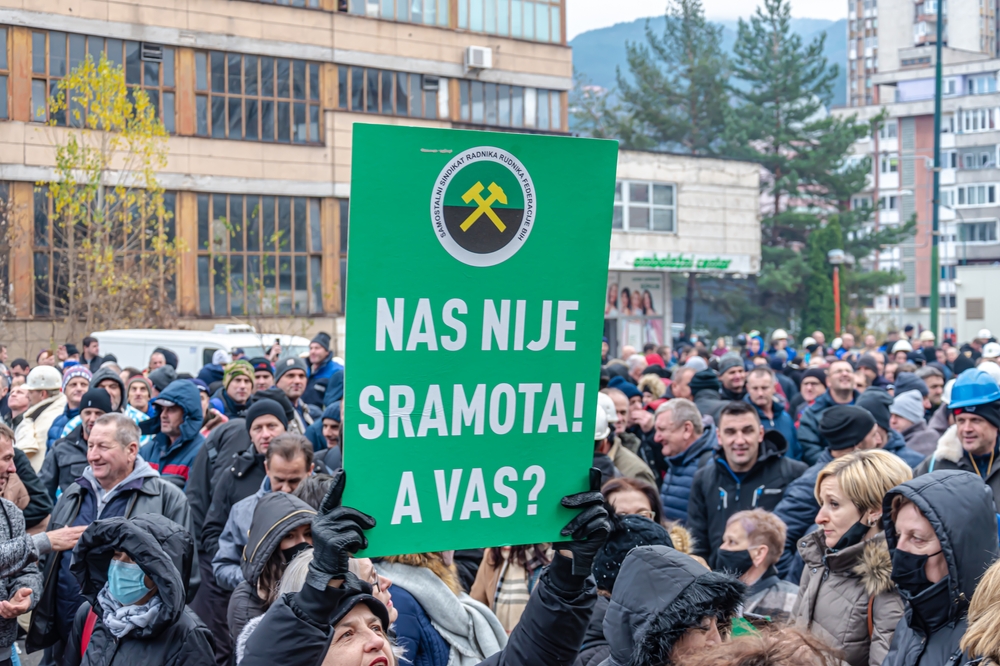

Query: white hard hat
[[597, 392, 619, 424], [771, 328, 788, 341], [26, 366, 62, 391], [980, 361, 1000, 385], [802, 336, 817, 347], [978, 328, 993, 340], [984, 342, 1000, 359], [919, 330, 936, 342], [212, 349, 232, 365], [832, 337, 843, 350], [594, 404, 610, 441], [892, 340, 913, 353], [942, 378, 955, 405]]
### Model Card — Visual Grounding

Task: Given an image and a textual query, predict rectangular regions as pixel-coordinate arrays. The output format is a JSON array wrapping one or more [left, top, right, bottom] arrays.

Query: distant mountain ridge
[[570, 16, 848, 108]]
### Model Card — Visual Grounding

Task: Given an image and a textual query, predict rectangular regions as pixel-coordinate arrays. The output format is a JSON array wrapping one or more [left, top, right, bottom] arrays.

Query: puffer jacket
[[302, 354, 343, 409], [797, 391, 859, 466], [62, 515, 214, 666], [16, 393, 67, 471], [881, 470, 999, 666], [139, 380, 206, 488], [915, 426, 1000, 509], [575, 593, 610, 666], [688, 430, 808, 561], [659, 425, 716, 524], [226, 492, 315, 640], [793, 531, 904, 666], [773, 449, 834, 579], [744, 394, 802, 460]]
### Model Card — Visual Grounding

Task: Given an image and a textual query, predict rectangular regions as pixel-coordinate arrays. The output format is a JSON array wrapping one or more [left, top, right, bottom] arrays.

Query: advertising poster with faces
[[605, 272, 666, 353]]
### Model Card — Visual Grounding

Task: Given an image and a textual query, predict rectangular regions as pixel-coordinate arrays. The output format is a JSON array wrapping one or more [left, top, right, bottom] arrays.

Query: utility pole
[[929, 0, 944, 339]]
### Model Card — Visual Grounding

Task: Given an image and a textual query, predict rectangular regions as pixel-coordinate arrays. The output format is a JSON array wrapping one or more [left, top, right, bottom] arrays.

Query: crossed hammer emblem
[[460, 181, 508, 232]]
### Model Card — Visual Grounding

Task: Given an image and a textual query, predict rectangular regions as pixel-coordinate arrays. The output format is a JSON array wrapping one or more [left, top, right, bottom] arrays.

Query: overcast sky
[[567, 0, 847, 40]]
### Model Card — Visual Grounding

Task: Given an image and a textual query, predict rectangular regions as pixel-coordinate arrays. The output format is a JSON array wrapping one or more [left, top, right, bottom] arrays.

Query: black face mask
[[832, 521, 871, 552], [891, 547, 942, 597], [714, 548, 755, 578], [281, 542, 312, 564]]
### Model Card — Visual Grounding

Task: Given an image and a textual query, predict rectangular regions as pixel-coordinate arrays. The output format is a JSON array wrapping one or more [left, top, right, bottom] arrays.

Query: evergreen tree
[[801, 218, 841, 338]]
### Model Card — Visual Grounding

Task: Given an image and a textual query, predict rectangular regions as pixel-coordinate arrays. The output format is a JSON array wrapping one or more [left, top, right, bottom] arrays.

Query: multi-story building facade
[[847, 0, 997, 108], [0, 0, 572, 353]]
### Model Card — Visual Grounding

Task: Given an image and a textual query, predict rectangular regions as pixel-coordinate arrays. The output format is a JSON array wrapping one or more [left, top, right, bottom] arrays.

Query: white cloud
[[567, 0, 848, 40]]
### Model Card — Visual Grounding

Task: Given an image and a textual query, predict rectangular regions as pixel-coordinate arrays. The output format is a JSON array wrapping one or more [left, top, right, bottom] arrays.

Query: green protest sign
[[342, 124, 617, 557]]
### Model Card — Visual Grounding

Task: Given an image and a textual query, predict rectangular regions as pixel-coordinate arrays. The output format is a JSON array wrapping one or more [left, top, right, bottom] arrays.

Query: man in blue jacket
[[744, 366, 801, 460], [655, 399, 716, 524], [797, 359, 859, 465], [139, 380, 205, 490], [302, 332, 343, 409]]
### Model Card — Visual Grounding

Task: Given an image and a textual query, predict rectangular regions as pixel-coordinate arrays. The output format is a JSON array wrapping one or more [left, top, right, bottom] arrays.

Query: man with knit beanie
[[46, 365, 92, 450], [689, 369, 727, 424], [211, 360, 255, 418], [717, 354, 747, 401], [890, 390, 938, 456], [302, 331, 343, 409], [855, 389, 924, 467]]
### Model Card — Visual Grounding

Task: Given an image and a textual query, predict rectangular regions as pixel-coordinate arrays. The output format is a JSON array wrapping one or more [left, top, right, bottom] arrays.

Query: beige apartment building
[[0, 0, 571, 353]]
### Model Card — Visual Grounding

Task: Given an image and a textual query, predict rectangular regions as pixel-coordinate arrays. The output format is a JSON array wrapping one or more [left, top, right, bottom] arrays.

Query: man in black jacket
[[688, 401, 807, 565]]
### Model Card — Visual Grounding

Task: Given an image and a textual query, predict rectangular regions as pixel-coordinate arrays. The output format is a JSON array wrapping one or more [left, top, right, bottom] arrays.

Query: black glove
[[306, 469, 376, 591], [559, 468, 611, 577]]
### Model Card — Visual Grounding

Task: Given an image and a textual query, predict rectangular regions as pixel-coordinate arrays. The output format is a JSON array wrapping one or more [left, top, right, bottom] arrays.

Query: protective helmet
[[892, 340, 913, 353], [948, 368, 1000, 409], [978, 328, 993, 340], [983, 342, 1000, 359], [594, 404, 610, 441], [919, 330, 936, 342], [597, 392, 619, 425], [832, 337, 843, 350], [26, 366, 62, 391], [802, 336, 817, 348], [771, 328, 788, 341]]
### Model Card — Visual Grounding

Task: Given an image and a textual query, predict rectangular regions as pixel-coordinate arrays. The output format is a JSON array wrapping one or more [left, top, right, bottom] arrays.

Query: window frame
[[335, 65, 441, 121], [456, 0, 562, 43], [0, 26, 8, 120], [342, 0, 450, 27], [958, 220, 999, 243], [612, 180, 677, 234]]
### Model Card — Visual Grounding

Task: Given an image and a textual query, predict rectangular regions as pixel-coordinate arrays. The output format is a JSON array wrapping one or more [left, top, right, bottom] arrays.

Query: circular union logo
[[430, 146, 535, 267]]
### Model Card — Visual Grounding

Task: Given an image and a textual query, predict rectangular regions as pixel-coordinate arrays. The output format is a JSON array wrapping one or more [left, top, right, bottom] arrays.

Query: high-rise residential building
[[847, 0, 997, 108]]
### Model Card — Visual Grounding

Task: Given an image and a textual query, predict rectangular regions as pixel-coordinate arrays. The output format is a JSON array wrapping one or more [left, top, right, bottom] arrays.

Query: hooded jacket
[[743, 394, 801, 460], [798, 390, 860, 466], [16, 392, 67, 471], [883, 428, 927, 469], [659, 425, 716, 524], [881, 470, 999, 666], [599, 545, 744, 666], [63, 515, 214, 666], [139, 380, 206, 489], [227, 492, 315, 641], [915, 425, 1000, 508], [688, 430, 808, 560], [900, 420, 940, 458], [793, 531, 904, 666], [302, 353, 343, 409], [773, 449, 834, 579]]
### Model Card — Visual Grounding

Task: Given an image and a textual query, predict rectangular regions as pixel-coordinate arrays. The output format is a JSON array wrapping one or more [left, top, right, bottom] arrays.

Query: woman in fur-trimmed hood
[[792, 450, 912, 666], [599, 545, 745, 666]]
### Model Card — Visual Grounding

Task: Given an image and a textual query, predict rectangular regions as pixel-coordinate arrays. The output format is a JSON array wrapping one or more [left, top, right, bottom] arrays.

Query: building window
[[961, 107, 996, 133], [458, 80, 562, 130], [964, 153, 976, 169], [31, 32, 175, 131], [0, 27, 8, 120], [959, 220, 998, 242], [968, 74, 998, 95], [457, 0, 562, 43], [195, 52, 321, 144], [342, 0, 448, 26], [613, 181, 676, 233], [32, 186, 177, 317], [878, 121, 897, 139], [250, 0, 319, 6], [968, 297, 985, 319], [941, 264, 957, 279], [339, 198, 348, 314], [956, 185, 997, 206], [880, 155, 898, 173], [852, 196, 872, 210], [878, 195, 898, 210], [336, 66, 441, 120], [196, 193, 324, 316]]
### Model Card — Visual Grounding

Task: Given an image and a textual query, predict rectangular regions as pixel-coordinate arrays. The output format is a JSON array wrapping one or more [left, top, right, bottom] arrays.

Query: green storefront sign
[[342, 124, 618, 556]]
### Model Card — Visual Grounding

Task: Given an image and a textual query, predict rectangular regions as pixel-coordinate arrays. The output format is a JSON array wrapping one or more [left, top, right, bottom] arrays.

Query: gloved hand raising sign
[[559, 468, 612, 577], [306, 469, 377, 591]]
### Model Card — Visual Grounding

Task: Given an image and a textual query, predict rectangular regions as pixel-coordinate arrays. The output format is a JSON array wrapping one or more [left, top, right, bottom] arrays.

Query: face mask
[[891, 547, 943, 597], [713, 548, 755, 578], [281, 542, 312, 564], [107, 560, 151, 606], [832, 521, 871, 552]]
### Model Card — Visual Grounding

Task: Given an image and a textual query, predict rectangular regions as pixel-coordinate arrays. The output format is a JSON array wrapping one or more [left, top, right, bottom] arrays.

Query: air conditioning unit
[[140, 43, 163, 62], [465, 46, 493, 71]]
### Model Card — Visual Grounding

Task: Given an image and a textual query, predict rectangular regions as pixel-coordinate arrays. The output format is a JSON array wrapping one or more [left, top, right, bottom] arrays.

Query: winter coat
[[881, 470, 999, 666], [883, 429, 926, 469], [240, 552, 594, 666], [793, 531, 904, 666], [302, 354, 343, 409], [16, 393, 67, 471], [928, 403, 950, 436], [184, 417, 250, 544], [688, 430, 808, 561], [773, 450, 834, 579], [915, 425, 1000, 508], [200, 443, 266, 557], [659, 425, 716, 524], [575, 593, 610, 666], [314, 446, 341, 475], [744, 394, 802, 460], [26, 459, 198, 652], [376, 561, 507, 666], [599, 545, 744, 666], [0, 498, 41, 652], [14, 447, 53, 531], [797, 391, 859, 466], [139, 380, 206, 488], [197, 363, 225, 387], [692, 388, 727, 425], [39, 424, 88, 501], [608, 438, 656, 487], [900, 420, 940, 457], [213, 477, 271, 591], [48, 406, 80, 452], [62, 515, 215, 666], [226, 492, 315, 639]]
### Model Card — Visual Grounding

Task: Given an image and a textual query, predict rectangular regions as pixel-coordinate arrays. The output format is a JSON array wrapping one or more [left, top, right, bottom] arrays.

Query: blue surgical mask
[[107, 560, 151, 606]]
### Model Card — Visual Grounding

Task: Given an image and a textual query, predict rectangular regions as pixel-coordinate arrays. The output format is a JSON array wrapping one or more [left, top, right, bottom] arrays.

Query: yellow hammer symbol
[[460, 181, 508, 232]]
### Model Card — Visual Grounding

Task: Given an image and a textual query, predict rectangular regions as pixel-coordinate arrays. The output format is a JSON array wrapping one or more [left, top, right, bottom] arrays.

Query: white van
[[90, 325, 312, 375]]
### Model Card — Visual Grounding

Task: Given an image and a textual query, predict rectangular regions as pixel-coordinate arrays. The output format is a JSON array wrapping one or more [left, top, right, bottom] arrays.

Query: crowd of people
[[0, 324, 995, 666]]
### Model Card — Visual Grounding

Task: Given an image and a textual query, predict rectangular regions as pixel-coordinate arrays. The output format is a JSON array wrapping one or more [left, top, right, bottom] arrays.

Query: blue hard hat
[[948, 368, 1000, 408]]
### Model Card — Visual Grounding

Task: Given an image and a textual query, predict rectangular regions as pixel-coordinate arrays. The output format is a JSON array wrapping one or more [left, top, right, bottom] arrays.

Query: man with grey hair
[[915, 364, 946, 421], [654, 399, 716, 523], [27, 412, 197, 664], [627, 354, 648, 384]]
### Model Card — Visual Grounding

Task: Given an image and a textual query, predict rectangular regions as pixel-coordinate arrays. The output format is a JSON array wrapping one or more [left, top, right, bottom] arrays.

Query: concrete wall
[[956, 264, 1000, 342]]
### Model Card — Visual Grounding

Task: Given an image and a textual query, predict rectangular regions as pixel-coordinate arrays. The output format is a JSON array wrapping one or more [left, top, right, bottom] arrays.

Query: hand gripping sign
[[343, 124, 618, 556]]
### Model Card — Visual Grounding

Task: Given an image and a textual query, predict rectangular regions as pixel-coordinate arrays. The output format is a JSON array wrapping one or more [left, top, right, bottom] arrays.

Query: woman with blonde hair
[[961, 558, 1000, 664], [792, 449, 912, 666]]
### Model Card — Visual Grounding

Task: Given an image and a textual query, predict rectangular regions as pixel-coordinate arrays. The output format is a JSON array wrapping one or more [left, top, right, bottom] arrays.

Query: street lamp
[[828, 249, 847, 335]]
